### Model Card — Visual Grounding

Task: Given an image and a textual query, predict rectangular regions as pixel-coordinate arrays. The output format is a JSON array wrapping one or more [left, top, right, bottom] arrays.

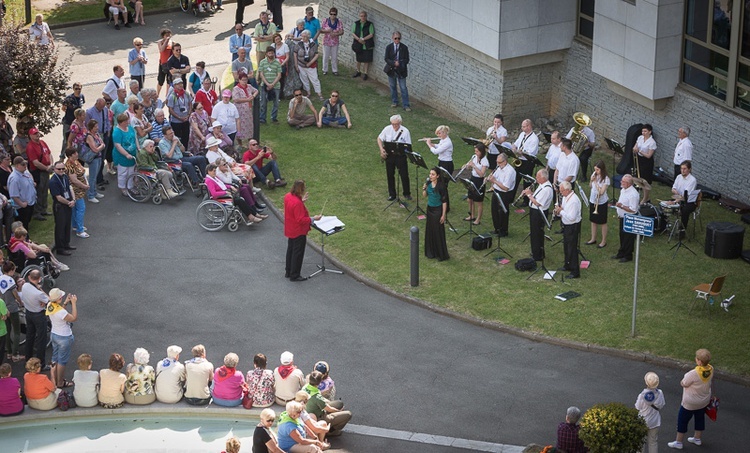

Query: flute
[[418, 137, 440, 142]]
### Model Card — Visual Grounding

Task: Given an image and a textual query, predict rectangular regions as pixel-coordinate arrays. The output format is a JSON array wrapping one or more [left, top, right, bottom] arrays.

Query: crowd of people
[[0, 343, 352, 451]]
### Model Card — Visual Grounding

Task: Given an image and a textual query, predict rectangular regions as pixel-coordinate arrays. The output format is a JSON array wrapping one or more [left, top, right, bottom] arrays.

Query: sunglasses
[[394, 37, 401, 40]]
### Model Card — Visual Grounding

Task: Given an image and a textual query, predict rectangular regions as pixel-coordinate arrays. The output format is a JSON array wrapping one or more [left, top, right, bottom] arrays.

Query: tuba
[[570, 112, 592, 155]]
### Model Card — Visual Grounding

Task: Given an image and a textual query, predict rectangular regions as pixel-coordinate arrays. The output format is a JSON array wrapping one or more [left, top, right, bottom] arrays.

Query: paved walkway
[[3, 5, 749, 452]]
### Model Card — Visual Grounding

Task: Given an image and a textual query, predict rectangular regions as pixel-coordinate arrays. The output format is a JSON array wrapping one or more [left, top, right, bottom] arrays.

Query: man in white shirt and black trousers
[[524, 169, 554, 262], [377, 114, 412, 201], [554, 181, 581, 278], [486, 153, 516, 237], [613, 174, 640, 263], [511, 119, 539, 205]]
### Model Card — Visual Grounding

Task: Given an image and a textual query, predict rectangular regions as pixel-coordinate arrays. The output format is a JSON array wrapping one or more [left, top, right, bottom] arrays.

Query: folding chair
[[690, 275, 726, 314]]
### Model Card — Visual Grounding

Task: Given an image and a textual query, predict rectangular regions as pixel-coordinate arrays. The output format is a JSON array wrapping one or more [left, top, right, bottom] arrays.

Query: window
[[578, 0, 595, 42], [682, 0, 750, 113]]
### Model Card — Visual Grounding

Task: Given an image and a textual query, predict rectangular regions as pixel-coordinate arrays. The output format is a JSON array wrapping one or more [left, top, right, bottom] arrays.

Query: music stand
[[605, 137, 624, 202], [405, 150, 428, 221], [308, 218, 345, 279], [382, 141, 409, 212], [485, 191, 512, 258], [456, 178, 482, 241], [461, 137, 484, 147]]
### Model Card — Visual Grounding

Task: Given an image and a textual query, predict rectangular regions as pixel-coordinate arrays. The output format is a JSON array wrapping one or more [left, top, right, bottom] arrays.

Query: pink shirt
[[212, 367, 244, 400], [0, 377, 23, 415]]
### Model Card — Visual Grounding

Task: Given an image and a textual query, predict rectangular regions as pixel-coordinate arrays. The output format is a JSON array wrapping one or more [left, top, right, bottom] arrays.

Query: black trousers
[[674, 164, 681, 180], [491, 190, 513, 234], [617, 217, 635, 259], [529, 208, 548, 261], [579, 147, 593, 180], [16, 204, 34, 232], [53, 202, 73, 250], [235, 0, 251, 25], [385, 155, 410, 198], [286, 235, 307, 279], [514, 159, 535, 201], [563, 221, 580, 276], [487, 153, 498, 170], [171, 121, 190, 149], [25, 310, 47, 365], [268, 0, 283, 29], [680, 202, 696, 232]]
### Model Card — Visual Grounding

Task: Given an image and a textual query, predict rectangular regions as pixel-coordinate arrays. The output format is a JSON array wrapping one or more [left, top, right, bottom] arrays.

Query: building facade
[[320, 0, 750, 202]]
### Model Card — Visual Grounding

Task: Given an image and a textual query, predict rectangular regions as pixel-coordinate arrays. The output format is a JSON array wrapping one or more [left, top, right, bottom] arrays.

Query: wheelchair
[[4, 246, 59, 292], [127, 167, 182, 205], [196, 197, 255, 232], [164, 160, 205, 198], [180, 0, 215, 15]]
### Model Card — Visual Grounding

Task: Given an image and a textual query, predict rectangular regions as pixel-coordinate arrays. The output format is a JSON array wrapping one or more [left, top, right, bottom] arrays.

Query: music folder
[[313, 216, 345, 235]]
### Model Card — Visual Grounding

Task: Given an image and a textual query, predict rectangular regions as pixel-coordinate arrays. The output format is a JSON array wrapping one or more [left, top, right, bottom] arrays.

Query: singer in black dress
[[423, 167, 449, 261]]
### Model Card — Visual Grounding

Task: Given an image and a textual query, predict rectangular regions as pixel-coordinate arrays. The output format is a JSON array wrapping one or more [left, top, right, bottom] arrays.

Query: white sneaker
[[96, 193, 105, 199], [252, 187, 261, 194], [76, 231, 90, 238], [668, 441, 683, 449], [88, 197, 100, 203], [687, 437, 702, 446], [56, 263, 70, 272]]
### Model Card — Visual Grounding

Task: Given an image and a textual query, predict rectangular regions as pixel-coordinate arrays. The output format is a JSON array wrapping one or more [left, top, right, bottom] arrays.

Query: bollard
[[410, 226, 419, 287]]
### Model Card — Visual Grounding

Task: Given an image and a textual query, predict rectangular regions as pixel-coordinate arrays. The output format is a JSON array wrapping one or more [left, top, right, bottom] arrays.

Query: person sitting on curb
[[184, 344, 213, 406], [155, 345, 186, 404], [556, 406, 587, 453], [242, 140, 286, 189], [305, 371, 351, 437], [317, 90, 351, 129], [124, 347, 156, 405], [274, 350, 305, 406]]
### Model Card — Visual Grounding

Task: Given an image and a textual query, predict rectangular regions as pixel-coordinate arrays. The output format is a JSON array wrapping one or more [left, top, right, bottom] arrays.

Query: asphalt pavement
[[4, 5, 749, 452]]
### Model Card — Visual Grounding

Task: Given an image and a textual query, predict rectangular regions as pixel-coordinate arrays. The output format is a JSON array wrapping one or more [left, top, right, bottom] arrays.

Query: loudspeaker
[[705, 222, 745, 259]]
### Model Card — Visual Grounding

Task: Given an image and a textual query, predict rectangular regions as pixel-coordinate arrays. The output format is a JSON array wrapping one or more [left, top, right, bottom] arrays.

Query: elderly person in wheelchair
[[215, 157, 268, 222], [8, 225, 69, 273], [137, 139, 182, 199], [205, 136, 253, 181], [158, 125, 208, 191], [204, 163, 263, 224]]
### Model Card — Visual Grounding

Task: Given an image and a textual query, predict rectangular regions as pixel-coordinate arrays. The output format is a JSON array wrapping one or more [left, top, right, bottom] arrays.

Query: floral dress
[[232, 83, 258, 141], [68, 121, 88, 150], [188, 111, 210, 155], [246, 368, 275, 407], [64, 159, 87, 200], [125, 364, 155, 396]]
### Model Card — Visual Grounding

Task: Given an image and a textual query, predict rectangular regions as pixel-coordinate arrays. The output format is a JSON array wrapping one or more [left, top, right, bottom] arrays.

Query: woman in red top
[[156, 28, 174, 99], [284, 180, 321, 282]]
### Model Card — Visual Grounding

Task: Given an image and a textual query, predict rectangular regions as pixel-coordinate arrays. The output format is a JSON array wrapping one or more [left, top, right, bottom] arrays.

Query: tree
[[0, 23, 71, 134], [579, 402, 648, 453]]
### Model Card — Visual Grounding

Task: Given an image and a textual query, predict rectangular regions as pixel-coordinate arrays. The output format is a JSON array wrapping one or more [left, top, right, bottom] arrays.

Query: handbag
[[57, 390, 77, 411], [383, 63, 394, 75], [705, 395, 719, 421], [241, 391, 253, 409]]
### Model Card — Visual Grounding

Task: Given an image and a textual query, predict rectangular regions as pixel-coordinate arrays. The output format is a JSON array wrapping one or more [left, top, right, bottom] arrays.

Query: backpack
[[515, 258, 537, 272]]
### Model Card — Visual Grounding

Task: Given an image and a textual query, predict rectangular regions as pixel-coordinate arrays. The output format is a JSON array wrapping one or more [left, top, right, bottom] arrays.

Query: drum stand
[[669, 208, 696, 259]]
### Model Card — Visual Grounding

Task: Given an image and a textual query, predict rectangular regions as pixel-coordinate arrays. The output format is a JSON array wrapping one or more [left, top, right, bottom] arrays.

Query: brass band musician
[[487, 154, 516, 237], [566, 123, 595, 179], [553, 181, 581, 279], [511, 119, 539, 206], [633, 124, 656, 205], [586, 160, 610, 248], [525, 169, 553, 262], [670, 160, 698, 237], [464, 143, 489, 225], [485, 114, 508, 170]]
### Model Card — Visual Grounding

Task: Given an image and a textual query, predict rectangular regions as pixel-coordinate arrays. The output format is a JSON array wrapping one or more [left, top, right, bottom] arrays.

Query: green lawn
[[3, 0, 177, 26], [260, 71, 750, 376]]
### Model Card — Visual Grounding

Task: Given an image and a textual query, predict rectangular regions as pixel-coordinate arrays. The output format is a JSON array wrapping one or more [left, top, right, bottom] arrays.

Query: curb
[[264, 198, 750, 388]]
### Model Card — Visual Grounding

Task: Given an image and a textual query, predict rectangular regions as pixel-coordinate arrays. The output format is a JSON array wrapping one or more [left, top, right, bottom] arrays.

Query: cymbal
[[631, 177, 652, 190]]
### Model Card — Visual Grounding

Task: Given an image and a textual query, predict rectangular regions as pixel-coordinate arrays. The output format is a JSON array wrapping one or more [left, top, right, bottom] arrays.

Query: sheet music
[[314, 216, 345, 234]]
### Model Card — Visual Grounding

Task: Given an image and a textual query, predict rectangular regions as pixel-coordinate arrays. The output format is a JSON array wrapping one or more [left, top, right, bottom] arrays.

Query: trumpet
[[418, 137, 440, 142]]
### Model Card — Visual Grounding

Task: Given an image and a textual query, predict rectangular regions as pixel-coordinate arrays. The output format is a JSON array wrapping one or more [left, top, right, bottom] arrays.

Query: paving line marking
[[343, 424, 526, 453]]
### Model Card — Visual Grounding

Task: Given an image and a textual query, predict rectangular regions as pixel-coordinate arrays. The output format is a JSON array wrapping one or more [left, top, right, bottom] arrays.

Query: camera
[[303, 55, 310, 63]]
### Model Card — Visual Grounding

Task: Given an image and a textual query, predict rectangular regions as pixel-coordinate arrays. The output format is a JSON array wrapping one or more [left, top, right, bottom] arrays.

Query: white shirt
[[673, 137, 693, 165], [531, 181, 553, 211], [50, 309, 73, 336], [430, 137, 453, 162], [155, 358, 186, 404], [206, 149, 235, 165], [589, 175, 610, 205], [673, 174, 698, 202], [20, 283, 48, 313], [566, 126, 595, 149], [486, 125, 508, 155], [491, 164, 516, 192], [102, 76, 124, 101], [617, 185, 640, 218], [513, 131, 539, 158], [560, 191, 582, 225], [546, 143, 562, 170], [556, 152, 580, 184], [635, 135, 657, 157], [73, 370, 100, 408], [470, 155, 489, 178], [378, 124, 412, 145], [29, 22, 52, 45], [211, 102, 240, 135]]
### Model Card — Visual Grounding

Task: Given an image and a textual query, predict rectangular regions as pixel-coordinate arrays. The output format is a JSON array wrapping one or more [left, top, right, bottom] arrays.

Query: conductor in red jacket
[[284, 180, 321, 282]]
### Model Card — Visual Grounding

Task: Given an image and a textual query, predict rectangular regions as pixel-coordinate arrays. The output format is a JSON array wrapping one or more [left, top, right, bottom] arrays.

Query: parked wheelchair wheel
[[196, 200, 228, 231], [127, 173, 152, 203], [152, 191, 163, 205], [227, 221, 239, 232], [179, 0, 189, 12]]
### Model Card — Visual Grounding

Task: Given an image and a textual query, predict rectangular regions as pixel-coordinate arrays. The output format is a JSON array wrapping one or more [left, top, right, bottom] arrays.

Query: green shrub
[[579, 402, 648, 453]]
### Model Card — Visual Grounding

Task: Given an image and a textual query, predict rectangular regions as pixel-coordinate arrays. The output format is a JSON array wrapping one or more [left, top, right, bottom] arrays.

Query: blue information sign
[[623, 214, 654, 237]]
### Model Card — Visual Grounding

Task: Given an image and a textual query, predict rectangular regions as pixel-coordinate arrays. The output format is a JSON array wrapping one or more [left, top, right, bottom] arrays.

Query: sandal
[[58, 379, 74, 389], [463, 216, 474, 221], [12, 354, 26, 362]]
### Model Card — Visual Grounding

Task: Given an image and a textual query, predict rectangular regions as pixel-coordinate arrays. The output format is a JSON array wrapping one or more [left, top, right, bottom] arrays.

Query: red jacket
[[284, 192, 311, 238], [26, 139, 52, 172]]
